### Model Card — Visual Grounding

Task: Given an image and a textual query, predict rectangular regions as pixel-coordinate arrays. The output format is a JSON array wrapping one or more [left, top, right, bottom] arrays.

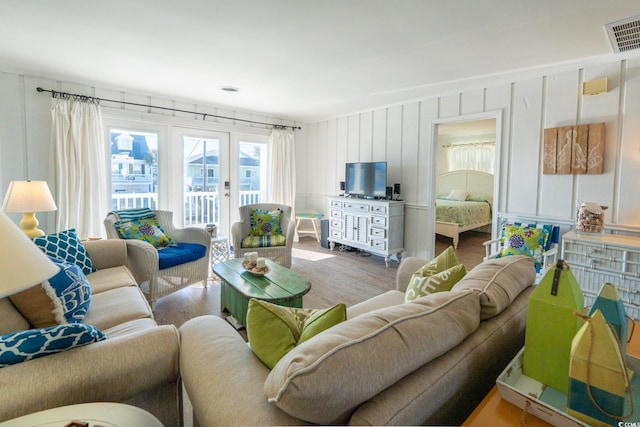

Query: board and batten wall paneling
[[305, 58, 640, 259], [508, 78, 544, 215], [325, 120, 338, 199], [372, 109, 387, 162], [386, 105, 403, 187], [359, 111, 373, 162], [401, 102, 420, 203], [485, 83, 512, 216], [618, 57, 640, 227], [540, 70, 581, 219], [577, 61, 621, 220], [461, 89, 486, 115], [347, 114, 360, 163], [419, 98, 439, 209]]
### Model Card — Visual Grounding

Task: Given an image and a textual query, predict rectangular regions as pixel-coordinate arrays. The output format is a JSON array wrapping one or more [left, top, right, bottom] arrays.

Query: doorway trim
[[430, 110, 503, 253]]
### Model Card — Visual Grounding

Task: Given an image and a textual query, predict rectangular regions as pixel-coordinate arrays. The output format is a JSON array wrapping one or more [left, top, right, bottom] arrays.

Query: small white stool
[[295, 213, 324, 242], [211, 235, 230, 266]]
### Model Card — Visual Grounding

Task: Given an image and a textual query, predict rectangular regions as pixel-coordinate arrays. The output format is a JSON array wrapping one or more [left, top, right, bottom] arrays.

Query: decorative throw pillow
[[246, 299, 347, 369], [405, 245, 460, 302], [33, 229, 95, 275], [0, 323, 106, 368], [10, 256, 92, 327], [498, 224, 550, 272], [241, 234, 287, 248], [405, 264, 467, 302], [447, 189, 469, 201], [115, 216, 175, 249], [249, 208, 283, 236]]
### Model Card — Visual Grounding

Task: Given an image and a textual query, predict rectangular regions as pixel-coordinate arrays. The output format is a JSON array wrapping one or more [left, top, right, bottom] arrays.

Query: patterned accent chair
[[104, 210, 210, 308], [231, 203, 294, 267]]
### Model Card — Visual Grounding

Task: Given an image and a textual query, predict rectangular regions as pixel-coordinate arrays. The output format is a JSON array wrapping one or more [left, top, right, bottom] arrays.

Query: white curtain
[[50, 98, 108, 239], [445, 142, 495, 174], [268, 128, 296, 209]]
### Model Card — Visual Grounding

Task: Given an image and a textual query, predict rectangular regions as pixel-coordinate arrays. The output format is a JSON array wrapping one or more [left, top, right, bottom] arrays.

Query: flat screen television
[[345, 161, 387, 198]]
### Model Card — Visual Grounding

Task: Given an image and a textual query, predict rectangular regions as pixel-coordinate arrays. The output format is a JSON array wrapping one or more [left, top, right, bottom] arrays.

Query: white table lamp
[[2, 180, 57, 238], [0, 211, 59, 298]]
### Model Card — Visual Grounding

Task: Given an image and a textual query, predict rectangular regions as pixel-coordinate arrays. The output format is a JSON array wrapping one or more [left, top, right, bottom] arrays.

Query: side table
[[210, 235, 230, 266], [0, 402, 163, 427], [295, 213, 323, 242]]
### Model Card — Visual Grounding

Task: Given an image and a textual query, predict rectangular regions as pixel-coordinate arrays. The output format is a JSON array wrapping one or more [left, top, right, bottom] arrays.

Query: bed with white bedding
[[435, 170, 493, 248]]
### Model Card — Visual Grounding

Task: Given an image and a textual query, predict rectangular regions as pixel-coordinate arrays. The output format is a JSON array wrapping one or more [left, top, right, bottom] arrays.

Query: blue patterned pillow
[[47, 256, 91, 323], [0, 324, 106, 367], [9, 256, 92, 327], [33, 229, 95, 275]]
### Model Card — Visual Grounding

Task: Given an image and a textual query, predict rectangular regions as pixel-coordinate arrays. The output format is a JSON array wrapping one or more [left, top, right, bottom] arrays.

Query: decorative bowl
[[242, 260, 269, 276]]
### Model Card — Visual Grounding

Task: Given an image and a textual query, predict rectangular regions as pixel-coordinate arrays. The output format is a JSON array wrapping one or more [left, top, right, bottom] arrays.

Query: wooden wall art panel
[[543, 122, 605, 174]]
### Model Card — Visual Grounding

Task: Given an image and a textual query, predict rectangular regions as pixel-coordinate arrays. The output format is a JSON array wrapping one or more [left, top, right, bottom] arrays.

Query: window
[[109, 129, 158, 210]]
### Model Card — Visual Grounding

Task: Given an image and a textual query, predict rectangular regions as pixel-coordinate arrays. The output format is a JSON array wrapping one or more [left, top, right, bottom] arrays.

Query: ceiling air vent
[[605, 16, 640, 53]]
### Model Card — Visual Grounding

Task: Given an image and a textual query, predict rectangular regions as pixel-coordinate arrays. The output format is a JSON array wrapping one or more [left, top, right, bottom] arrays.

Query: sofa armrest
[[0, 325, 180, 421], [179, 316, 304, 426], [83, 239, 128, 270], [395, 257, 428, 292]]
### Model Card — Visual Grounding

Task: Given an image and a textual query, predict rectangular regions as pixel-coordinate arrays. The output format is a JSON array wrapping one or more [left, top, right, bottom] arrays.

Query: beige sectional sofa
[[179, 255, 536, 426], [0, 239, 181, 426]]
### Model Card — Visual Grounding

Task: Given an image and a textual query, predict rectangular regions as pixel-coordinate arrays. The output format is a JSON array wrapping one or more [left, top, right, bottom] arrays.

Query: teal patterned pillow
[[47, 256, 91, 323], [115, 217, 175, 248], [0, 324, 107, 367], [33, 229, 95, 275], [249, 208, 283, 236]]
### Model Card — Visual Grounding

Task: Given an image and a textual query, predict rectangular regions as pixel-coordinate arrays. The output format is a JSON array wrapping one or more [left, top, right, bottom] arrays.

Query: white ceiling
[[1, 1, 640, 122]]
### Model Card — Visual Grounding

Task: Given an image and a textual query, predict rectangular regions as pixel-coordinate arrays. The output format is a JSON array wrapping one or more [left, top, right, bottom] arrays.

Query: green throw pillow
[[246, 299, 346, 369], [405, 264, 467, 302], [498, 224, 549, 272], [249, 208, 283, 236], [405, 245, 461, 302], [115, 217, 175, 248]]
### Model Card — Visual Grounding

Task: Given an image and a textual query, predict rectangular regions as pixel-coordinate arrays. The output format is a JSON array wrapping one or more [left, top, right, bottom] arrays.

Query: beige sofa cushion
[[451, 255, 535, 320], [87, 266, 137, 294], [264, 290, 480, 424], [82, 286, 153, 331]]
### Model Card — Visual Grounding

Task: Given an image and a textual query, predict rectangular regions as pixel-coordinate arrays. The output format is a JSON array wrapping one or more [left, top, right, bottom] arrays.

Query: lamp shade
[[2, 180, 57, 213], [0, 211, 59, 298]]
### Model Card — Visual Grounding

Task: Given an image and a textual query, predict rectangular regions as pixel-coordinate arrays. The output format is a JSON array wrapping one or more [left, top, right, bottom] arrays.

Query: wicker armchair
[[104, 210, 211, 308], [231, 203, 294, 267]]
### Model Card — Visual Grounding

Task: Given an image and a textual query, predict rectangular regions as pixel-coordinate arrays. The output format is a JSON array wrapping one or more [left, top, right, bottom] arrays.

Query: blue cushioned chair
[[104, 210, 210, 308]]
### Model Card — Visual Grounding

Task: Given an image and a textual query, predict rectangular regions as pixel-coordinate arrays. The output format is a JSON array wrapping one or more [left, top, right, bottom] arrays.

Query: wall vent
[[605, 16, 640, 53]]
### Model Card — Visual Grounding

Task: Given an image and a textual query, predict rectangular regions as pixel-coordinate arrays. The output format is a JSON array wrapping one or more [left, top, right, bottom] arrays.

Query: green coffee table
[[214, 258, 312, 328]]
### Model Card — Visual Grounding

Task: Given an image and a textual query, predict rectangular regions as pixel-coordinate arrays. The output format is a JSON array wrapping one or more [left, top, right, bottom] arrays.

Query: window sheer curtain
[[445, 142, 495, 174], [50, 97, 108, 239], [268, 128, 296, 209]]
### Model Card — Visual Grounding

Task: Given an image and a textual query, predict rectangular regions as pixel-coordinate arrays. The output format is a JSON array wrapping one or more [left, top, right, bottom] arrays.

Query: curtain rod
[[36, 87, 301, 131]]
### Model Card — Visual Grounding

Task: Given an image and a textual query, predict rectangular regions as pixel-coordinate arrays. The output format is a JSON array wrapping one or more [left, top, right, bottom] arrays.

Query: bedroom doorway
[[431, 111, 501, 260]]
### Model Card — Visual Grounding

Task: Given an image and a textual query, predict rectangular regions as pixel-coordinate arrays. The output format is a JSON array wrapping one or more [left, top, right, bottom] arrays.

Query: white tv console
[[327, 196, 404, 267]]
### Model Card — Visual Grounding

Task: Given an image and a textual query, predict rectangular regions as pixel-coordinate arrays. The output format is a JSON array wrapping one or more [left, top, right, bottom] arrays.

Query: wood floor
[[153, 230, 490, 329]]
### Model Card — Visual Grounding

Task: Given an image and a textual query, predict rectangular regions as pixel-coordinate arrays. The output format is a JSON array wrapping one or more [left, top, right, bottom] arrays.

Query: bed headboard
[[437, 170, 494, 196]]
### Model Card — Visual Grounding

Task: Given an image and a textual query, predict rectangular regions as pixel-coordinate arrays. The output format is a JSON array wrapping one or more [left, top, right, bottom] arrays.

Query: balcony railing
[[111, 190, 262, 225]]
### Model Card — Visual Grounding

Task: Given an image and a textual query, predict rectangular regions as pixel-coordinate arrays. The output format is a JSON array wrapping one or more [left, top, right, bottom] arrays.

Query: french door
[[103, 116, 269, 238], [174, 128, 269, 237]]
